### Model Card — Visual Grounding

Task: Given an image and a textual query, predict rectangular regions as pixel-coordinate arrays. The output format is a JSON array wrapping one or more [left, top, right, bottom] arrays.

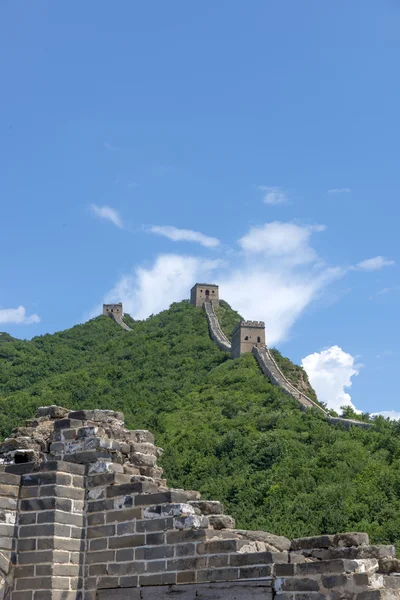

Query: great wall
[[0, 405, 399, 600], [104, 284, 370, 430], [0, 284, 393, 598]]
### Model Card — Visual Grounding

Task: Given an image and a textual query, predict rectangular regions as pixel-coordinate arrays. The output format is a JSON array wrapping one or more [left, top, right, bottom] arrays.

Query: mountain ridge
[[0, 300, 399, 549]]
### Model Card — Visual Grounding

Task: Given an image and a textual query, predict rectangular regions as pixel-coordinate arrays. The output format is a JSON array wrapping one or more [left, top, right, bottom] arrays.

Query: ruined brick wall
[[0, 407, 395, 599]]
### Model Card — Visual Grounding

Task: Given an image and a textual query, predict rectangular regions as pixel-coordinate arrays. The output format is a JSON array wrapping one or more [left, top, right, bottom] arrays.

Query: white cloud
[[149, 226, 220, 248], [94, 221, 343, 345], [356, 256, 395, 271], [257, 186, 288, 205], [301, 346, 360, 413], [98, 254, 222, 320], [327, 188, 351, 194], [0, 306, 40, 325], [239, 222, 326, 266], [90, 204, 123, 228], [371, 411, 400, 421]]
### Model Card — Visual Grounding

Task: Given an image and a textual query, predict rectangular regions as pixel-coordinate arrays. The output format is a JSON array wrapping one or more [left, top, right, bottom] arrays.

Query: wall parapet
[[204, 302, 231, 353], [0, 406, 394, 599]]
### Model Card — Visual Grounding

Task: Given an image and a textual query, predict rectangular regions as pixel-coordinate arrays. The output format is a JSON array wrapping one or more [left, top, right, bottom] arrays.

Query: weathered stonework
[[102, 304, 132, 332], [231, 321, 266, 359], [0, 407, 394, 599], [190, 284, 219, 308], [103, 304, 123, 318]]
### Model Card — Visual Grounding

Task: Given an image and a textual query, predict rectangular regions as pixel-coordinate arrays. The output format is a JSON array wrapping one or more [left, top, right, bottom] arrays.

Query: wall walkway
[[109, 312, 132, 331], [203, 302, 232, 353], [205, 302, 371, 429]]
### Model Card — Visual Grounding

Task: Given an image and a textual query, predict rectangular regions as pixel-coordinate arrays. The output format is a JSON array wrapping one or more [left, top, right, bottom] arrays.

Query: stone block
[[108, 534, 145, 549], [188, 501, 223, 515], [197, 568, 240, 583], [136, 518, 174, 533], [333, 533, 369, 548], [134, 491, 189, 506], [291, 536, 335, 551]]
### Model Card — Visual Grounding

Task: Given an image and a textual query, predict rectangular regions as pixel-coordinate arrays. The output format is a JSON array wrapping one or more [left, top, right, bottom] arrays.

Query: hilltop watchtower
[[190, 283, 219, 308], [231, 320, 265, 359], [103, 303, 123, 317]]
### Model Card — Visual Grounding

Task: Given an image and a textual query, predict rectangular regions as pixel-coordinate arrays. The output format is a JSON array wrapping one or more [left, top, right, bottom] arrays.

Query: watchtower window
[[244, 336, 249, 340], [257, 336, 261, 343], [205, 290, 210, 296]]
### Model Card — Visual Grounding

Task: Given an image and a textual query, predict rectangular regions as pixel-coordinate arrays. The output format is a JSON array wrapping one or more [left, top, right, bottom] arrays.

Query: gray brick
[[139, 572, 177, 586], [167, 557, 207, 571], [0, 484, 19, 498], [135, 545, 174, 560], [97, 576, 120, 589], [136, 517, 173, 533], [89, 538, 108, 551], [197, 568, 240, 582], [109, 534, 145, 549], [146, 532, 165, 545], [54, 418, 84, 430], [22, 472, 72, 487], [14, 565, 34, 578], [17, 539, 36, 552], [134, 491, 188, 506], [239, 565, 273, 578], [119, 575, 139, 588], [105, 507, 142, 523], [18, 514, 36, 525], [40, 484, 85, 500], [87, 513, 105, 526], [37, 509, 83, 526], [175, 542, 196, 557], [116, 548, 134, 562], [86, 550, 115, 564], [16, 576, 52, 589], [87, 525, 115, 539], [117, 522, 136, 535], [21, 497, 72, 512]]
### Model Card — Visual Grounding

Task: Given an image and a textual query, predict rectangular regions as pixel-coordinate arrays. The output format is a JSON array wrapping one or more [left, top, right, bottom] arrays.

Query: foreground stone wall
[[0, 407, 397, 599]]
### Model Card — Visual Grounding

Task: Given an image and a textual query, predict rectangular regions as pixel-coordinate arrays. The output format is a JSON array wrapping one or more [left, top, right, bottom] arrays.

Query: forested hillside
[[0, 300, 400, 549]]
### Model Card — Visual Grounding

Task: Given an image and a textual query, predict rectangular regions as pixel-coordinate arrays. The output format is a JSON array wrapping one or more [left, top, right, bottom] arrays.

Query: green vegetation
[[214, 300, 242, 340], [1, 301, 400, 549], [270, 348, 318, 403]]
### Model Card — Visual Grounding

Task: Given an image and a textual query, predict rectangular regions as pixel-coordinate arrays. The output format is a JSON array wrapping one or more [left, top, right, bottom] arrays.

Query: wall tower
[[190, 283, 219, 308], [231, 320, 265, 359], [103, 302, 123, 317]]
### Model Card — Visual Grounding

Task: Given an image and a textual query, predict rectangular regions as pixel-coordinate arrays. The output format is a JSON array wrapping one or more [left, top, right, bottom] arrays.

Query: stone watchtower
[[190, 283, 219, 308], [231, 321, 265, 359], [103, 302, 123, 317]]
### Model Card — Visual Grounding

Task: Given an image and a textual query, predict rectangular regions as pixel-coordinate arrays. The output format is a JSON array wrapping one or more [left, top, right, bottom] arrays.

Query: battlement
[[0, 406, 394, 600], [190, 283, 219, 308], [103, 302, 123, 317], [231, 320, 266, 359], [232, 320, 265, 335]]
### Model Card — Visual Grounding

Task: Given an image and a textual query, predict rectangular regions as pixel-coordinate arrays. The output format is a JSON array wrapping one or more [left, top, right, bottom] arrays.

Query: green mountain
[[1, 300, 400, 549]]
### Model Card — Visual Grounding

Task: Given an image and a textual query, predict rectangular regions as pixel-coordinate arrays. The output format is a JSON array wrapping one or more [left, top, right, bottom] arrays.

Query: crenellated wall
[[203, 303, 231, 353], [0, 407, 396, 599]]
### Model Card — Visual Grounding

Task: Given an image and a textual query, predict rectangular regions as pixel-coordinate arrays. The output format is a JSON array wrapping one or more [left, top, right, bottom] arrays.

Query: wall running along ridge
[[0, 406, 398, 599], [203, 302, 232, 353], [203, 301, 371, 430]]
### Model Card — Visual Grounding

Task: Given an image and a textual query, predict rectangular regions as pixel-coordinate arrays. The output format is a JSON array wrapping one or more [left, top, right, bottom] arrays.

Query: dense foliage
[[270, 348, 318, 403], [214, 300, 242, 340], [0, 301, 400, 548]]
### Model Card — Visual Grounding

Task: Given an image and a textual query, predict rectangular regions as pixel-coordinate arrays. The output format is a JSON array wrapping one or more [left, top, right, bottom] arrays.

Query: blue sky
[[1, 1, 399, 415]]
